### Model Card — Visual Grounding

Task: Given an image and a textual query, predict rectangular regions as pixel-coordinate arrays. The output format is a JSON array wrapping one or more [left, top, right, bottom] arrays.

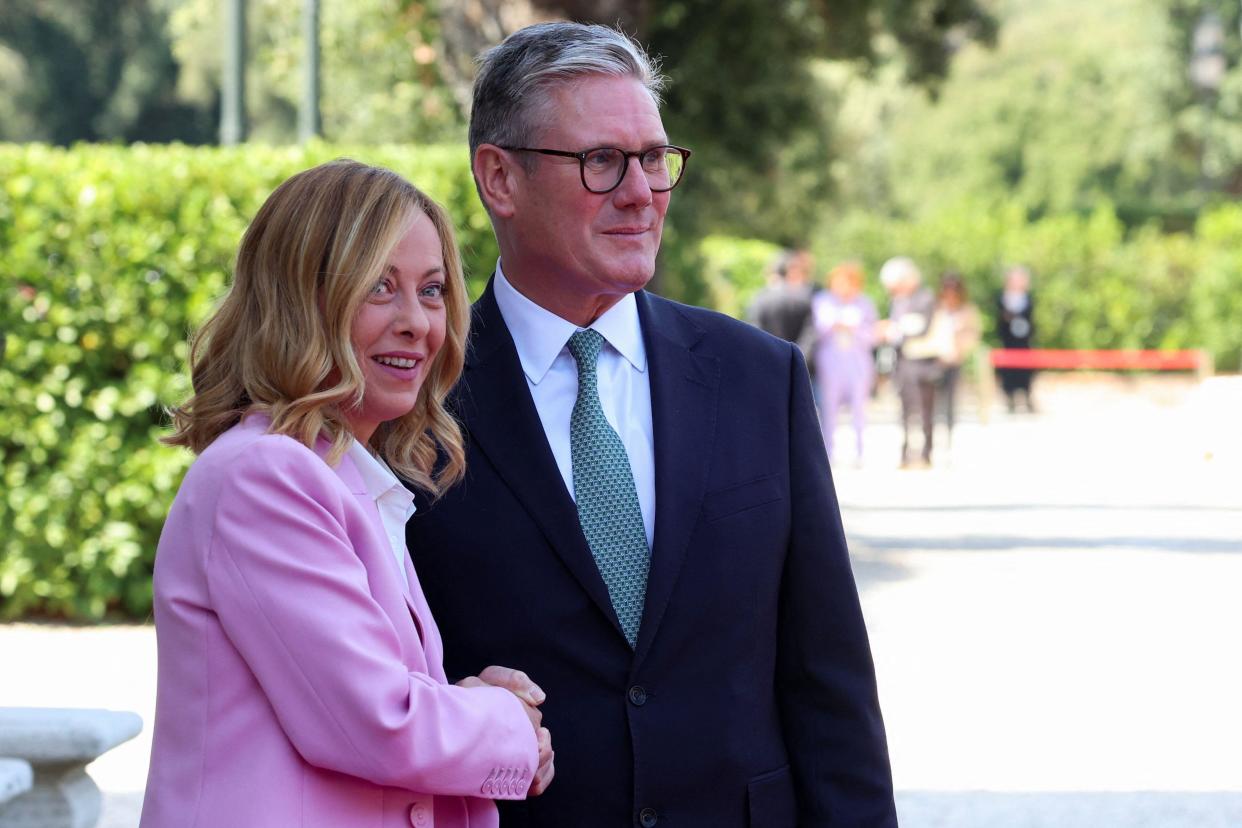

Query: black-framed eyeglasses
[[500, 145, 691, 194]]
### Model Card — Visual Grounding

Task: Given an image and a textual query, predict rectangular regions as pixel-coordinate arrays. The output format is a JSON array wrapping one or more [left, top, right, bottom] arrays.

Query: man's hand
[[456, 666, 555, 795], [529, 724, 554, 795]]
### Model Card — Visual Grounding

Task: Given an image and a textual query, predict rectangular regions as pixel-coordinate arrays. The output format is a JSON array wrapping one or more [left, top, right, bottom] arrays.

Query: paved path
[[835, 375, 1242, 825], [2, 374, 1239, 827]]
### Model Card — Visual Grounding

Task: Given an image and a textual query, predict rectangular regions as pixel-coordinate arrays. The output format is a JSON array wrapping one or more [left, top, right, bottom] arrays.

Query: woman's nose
[[395, 296, 431, 339]]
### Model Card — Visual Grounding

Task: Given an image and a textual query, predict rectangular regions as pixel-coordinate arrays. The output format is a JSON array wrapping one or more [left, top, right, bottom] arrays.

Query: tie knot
[[567, 328, 606, 372]]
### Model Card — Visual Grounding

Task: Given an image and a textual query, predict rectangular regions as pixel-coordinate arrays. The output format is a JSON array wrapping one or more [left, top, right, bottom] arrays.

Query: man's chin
[[600, 254, 658, 289], [606, 269, 656, 295]]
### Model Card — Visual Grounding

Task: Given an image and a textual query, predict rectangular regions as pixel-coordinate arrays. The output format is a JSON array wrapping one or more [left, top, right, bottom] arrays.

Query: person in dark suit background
[[406, 22, 895, 828], [996, 264, 1036, 412], [747, 248, 816, 348]]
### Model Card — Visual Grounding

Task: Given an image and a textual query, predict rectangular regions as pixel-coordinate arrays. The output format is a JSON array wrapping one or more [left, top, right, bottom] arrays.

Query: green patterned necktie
[[566, 329, 650, 648]]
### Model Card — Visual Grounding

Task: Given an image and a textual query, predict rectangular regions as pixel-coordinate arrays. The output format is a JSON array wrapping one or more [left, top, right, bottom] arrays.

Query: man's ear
[[473, 145, 518, 219]]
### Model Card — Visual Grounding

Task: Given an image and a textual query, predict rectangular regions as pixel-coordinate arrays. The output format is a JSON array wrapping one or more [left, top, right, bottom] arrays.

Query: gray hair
[[879, 256, 921, 289], [468, 22, 667, 158]]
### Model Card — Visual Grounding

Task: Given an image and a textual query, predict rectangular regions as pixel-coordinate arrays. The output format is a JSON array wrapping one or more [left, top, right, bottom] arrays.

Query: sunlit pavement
[[2, 375, 1239, 827], [837, 374, 1242, 826]]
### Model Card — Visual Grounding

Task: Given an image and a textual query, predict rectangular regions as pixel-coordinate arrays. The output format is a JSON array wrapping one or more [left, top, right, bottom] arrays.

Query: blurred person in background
[[997, 264, 1036, 412], [141, 160, 552, 828], [812, 260, 877, 465], [879, 256, 940, 468], [747, 247, 816, 354], [746, 249, 793, 330], [933, 271, 982, 449]]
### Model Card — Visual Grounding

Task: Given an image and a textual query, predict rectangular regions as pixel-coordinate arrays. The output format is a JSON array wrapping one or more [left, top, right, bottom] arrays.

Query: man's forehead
[[538, 75, 667, 143]]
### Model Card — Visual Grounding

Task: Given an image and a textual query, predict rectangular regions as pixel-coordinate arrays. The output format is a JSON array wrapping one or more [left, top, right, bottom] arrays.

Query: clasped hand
[[456, 666, 554, 796]]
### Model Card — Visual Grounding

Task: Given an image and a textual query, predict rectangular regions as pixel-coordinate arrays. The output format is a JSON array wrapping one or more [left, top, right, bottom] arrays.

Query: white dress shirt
[[345, 438, 417, 583], [493, 263, 656, 548]]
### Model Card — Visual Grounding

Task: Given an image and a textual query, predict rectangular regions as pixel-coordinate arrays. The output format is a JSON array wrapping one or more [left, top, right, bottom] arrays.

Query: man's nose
[[612, 155, 653, 206]]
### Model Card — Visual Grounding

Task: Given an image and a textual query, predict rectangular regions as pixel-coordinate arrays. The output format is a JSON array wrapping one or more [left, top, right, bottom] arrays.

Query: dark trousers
[[897, 358, 939, 463], [940, 365, 962, 437]]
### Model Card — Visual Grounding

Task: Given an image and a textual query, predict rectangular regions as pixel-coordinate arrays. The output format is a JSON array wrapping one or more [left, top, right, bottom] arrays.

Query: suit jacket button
[[628, 685, 647, 706], [409, 802, 430, 827], [639, 807, 658, 827]]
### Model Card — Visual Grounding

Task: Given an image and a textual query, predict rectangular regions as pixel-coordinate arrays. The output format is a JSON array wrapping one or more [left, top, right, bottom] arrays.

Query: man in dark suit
[[748, 249, 816, 346], [406, 22, 896, 827]]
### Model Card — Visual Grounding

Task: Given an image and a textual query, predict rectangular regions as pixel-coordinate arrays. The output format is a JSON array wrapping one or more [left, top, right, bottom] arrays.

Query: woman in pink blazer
[[140, 160, 553, 828]]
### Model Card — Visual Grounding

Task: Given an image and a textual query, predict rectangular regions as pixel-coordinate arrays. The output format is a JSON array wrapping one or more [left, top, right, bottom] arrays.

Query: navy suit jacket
[[406, 282, 896, 827]]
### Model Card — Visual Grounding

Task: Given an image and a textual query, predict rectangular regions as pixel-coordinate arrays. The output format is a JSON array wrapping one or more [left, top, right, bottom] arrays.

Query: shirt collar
[[493, 260, 647, 384], [344, 439, 415, 514]]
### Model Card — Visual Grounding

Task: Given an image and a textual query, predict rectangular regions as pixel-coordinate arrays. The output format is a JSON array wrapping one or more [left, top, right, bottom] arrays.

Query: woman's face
[[345, 211, 447, 443], [830, 271, 860, 300]]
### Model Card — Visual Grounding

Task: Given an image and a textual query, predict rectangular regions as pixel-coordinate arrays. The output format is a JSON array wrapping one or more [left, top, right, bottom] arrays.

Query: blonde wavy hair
[[164, 159, 468, 496]]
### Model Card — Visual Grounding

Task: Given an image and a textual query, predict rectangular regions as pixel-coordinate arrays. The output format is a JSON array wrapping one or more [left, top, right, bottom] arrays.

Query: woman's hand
[[457, 666, 555, 795], [456, 665, 545, 706]]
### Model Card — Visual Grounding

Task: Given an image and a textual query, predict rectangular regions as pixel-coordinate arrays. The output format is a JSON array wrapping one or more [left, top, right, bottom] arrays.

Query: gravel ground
[[3, 374, 1239, 828]]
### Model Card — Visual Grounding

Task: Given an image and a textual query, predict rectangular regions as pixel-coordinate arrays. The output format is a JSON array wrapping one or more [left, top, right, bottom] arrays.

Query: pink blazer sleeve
[[205, 438, 538, 797]]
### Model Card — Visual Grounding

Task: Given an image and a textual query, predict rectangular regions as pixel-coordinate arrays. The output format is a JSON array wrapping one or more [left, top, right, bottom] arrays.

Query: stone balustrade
[[0, 708, 142, 828], [0, 760, 32, 808]]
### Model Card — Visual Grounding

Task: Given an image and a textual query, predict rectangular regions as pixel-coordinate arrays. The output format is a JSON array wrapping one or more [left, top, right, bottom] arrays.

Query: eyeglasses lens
[[584, 147, 687, 193]]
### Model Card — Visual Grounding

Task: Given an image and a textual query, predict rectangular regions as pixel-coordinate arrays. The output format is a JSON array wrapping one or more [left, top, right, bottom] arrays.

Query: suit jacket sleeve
[[205, 438, 538, 797], [776, 344, 898, 826]]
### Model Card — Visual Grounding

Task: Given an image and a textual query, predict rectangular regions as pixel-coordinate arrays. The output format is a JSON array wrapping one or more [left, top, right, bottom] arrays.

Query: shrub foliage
[[2, 144, 1239, 619], [806, 200, 1242, 369], [0, 143, 494, 619]]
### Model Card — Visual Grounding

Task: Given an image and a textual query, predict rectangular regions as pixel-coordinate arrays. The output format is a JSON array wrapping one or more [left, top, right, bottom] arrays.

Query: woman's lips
[[371, 354, 423, 380]]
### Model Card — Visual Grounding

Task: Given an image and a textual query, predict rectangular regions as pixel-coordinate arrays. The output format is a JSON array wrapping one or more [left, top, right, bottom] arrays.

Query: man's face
[[786, 252, 813, 285], [505, 75, 671, 317], [1005, 269, 1030, 293]]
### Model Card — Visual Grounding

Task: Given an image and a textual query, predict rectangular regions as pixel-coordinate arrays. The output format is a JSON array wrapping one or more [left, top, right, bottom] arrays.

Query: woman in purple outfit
[[812, 262, 878, 464]]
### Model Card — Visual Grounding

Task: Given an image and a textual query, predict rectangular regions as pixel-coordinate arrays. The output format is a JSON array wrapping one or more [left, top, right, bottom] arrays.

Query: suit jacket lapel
[[457, 280, 625, 639], [634, 292, 720, 664]]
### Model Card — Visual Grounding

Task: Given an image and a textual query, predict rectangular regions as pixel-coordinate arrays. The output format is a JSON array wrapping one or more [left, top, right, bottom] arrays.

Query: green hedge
[[0, 142, 499, 619], [3, 144, 1239, 620]]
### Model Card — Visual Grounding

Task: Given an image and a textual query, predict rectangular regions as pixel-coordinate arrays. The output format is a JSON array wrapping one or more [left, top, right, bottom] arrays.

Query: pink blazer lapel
[[332, 447, 430, 653], [403, 553, 447, 682]]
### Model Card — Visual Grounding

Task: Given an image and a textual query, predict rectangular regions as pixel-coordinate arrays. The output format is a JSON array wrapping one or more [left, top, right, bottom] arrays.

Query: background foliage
[[0, 143, 491, 619], [4, 143, 1240, 619], [3, 0, 1242, 618], [0, 0, 208, 143], [823, 0, 1242, 223], [810, 200, 1242, 368]]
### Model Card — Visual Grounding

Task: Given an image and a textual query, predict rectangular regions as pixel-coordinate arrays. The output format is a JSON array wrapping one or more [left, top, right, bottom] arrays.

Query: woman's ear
[[472, 145, 519, 219]]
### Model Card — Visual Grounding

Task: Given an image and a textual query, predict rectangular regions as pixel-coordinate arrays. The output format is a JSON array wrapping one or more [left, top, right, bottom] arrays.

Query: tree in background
[[826, 0, 1242, 226], [428, 0, 994, 300], [1166, 0, 1242, 194], [1, 0, 994, 236], [433, 0, 995, 244], [799, 0, 1242, 370], [166, 0, 460, 144], [0, 0, 211, 143]]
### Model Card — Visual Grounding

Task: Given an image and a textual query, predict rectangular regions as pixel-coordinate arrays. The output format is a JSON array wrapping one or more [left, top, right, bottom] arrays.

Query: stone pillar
[[0, 709, 142, 828], [0, 760, 32, 808]]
